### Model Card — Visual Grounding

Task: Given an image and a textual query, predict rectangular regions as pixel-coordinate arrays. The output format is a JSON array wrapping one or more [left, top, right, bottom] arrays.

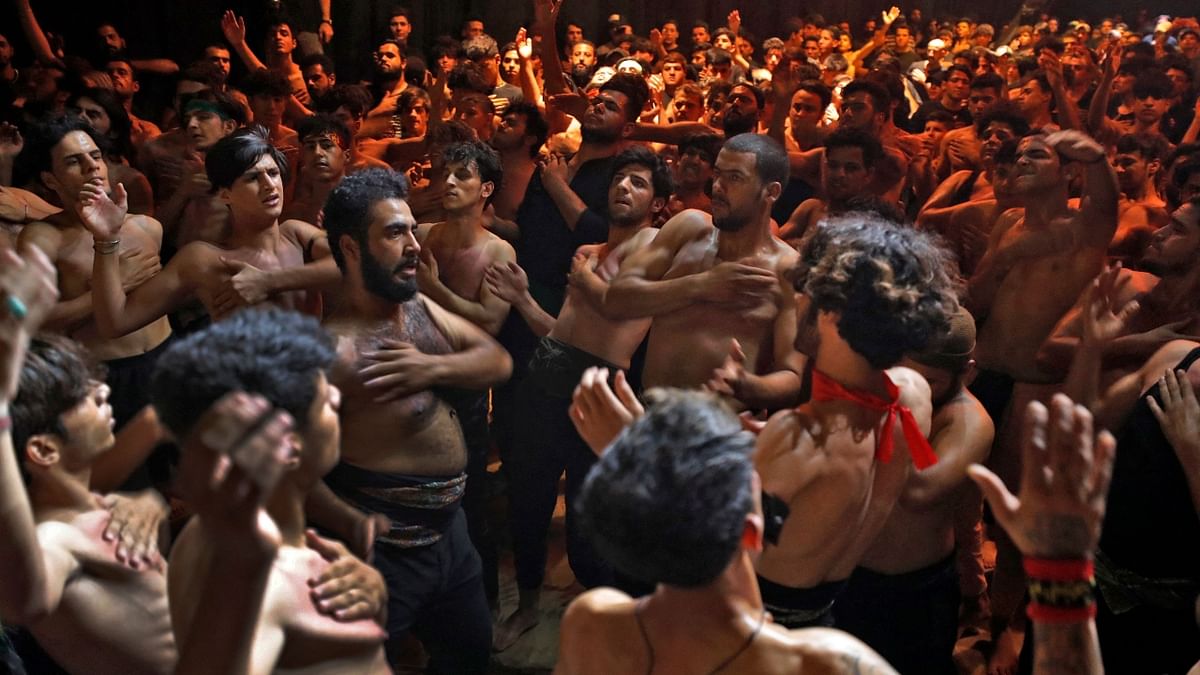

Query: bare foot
[[987, 627, 1023, 675], [493, 606, 539, 652]]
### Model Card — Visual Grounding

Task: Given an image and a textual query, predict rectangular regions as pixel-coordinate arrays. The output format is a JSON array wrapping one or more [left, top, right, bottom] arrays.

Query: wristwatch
[[320, 19, 333, 26]]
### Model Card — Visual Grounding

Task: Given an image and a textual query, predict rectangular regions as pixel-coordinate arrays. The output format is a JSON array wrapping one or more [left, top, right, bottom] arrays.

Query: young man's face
[[453, 97, 493, 140], [1012, 137, 1064, 194], [1017, 79, 1051, 116], [566, 23, 585, 43], [46, 130, 108, 200], [268, 23, 297, 55], [222, 154, 284, 220], [205, 47, 232, 79], [924, 119, 950, 142], [661, 61, 686, 86], [823, 145, 870, 201], [1143, 203, 1200, 275], [389, 14, 412, 41], [674, 145, 713, 189], [443, 159, 492, 212], [401, 100, 430, 138], [894, 28, 912, 49], [804, 39, 820, 61], [692, 26, 711, 45], [671, 91, 704, 122], [54, 380, 117, 470], [609, 164, 660, 225], [356, 198, 420, 302], [185, 109, 236, 152], [491, 111, 529, 152], [463, 21, 484, 39], [331, 105, 365, 137], [581, 90, 631, 143], [945, 70, 971, 102], [106, 62, 138, 98], [790, 89, 824, 132], [250, 93, 286, 128], [968, 87, 1000, 120], [1135, 93, 1170, 125], [1113, 150, 1153, 194], [303, 63, 336, 99], [501, 49, 521, 84], [571, 43, 595, 68], [661, 23, 678, 43], [711, 148, 768, 231], [765, 48, 783, 71], [301, 132, 349, 182], [980, 121, 1016, 163], [98, 25, 125, 54], [840, 91, 881, 132], [75, 97, 112, 136], [375, 44, 405, 77], [714, 33, 734, 51]]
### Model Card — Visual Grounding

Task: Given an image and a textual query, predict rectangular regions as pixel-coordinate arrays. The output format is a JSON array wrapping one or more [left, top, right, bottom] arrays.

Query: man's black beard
[[581, 123, 621, 145], [722, 111, 758, 138], [361, 246, 418, 303], [570, 64, 593, 88], [713, 206, 751, 232]]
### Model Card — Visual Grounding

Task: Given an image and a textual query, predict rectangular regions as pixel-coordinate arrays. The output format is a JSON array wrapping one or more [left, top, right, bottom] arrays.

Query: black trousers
[[374, 508, 492, 674]]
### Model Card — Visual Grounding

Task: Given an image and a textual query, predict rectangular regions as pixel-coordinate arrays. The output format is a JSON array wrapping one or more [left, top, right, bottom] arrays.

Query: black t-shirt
[[911, 99, 971, 131]]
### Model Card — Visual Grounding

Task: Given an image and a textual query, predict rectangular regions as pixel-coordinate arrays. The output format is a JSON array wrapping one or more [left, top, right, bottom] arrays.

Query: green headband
[[183, 99, 231, 121]]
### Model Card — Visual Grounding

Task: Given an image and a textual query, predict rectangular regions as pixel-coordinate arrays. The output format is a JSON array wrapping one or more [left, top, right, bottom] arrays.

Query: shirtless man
[[283, 114, 352, 226], [932, 72, 1006, 180], [362, 41, 409, 141], [220, 11, 309, 106], [312, 85, 392, 175], [1037, 200, 1200, 381], [605, 133, 802, 410], [80, 128, 338, 338], [309, 168, 511, 673], [485, 146, 671, 649], [104, 56, 162, 148], [557, 389, 898, 675], [1110, 133, 1170, 261], [18, 118, 173, 434], [965, 129, 1117, 674], [152, 91, 244, 251], [415, 140, 515, 607], [242, 69, 301, 173], [666, 133, 721, 216], [489, 102, 548, 223], [157, 309, 391, 675], [749, 217, 957, 628], [835, 308, 995, 674], [778, 126, 884, 245]]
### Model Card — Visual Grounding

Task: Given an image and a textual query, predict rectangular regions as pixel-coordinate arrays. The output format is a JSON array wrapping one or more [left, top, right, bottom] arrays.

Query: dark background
[[3, 0, 1197, 84]]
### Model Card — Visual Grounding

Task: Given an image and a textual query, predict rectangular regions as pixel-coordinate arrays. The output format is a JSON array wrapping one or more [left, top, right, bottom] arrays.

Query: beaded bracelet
[[1024, 558, 1097, 623]]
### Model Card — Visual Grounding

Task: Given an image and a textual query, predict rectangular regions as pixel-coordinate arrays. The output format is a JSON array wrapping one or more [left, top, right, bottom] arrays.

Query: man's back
[[755, 368, 931, 587]]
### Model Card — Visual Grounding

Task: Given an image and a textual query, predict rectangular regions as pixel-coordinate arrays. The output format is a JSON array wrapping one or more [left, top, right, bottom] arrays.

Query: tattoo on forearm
[[1028, 514, 1092, 558]]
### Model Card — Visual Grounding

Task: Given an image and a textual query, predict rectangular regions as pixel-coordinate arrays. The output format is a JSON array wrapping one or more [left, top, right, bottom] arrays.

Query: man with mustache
[[604, 133, 804, 410], [778, 127, 885, 245], [284, 114, 352, 226], [307, 168, 511, 673]]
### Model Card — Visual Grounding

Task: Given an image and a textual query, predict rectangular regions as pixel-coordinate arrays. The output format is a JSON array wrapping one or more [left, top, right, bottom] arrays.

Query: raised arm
[[626, 120, 715, 146], [1040, 50, 1082, 131], [968, 394, 1112, 675], [221, 11, 269, 73], [13, 0, 63, 67], [1086, 44, 1119, 139], [1047, 131, 1118, 248], [0, 245, 76, 626], [533, 0, 568, 96]]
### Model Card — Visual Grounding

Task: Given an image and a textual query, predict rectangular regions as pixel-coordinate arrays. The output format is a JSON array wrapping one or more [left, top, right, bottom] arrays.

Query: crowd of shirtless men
[[0, 0, 1198, 672]]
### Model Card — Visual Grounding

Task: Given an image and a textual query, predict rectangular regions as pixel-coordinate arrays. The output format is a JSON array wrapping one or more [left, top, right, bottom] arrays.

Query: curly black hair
[[323, 167, 411, 271], [793, 216, 961, 369]]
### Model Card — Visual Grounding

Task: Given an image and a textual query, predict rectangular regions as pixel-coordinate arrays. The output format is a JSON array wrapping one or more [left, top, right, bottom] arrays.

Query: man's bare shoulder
[[481, 232, 516, 258], [564, 587, 636, 620], [887, 366, 933, 431], [659, 208, 715, 238], [933, 388, 995, 450], [778, 626, 899, 674], [756, 408, 820, 466], [18, 219, 65, 252]]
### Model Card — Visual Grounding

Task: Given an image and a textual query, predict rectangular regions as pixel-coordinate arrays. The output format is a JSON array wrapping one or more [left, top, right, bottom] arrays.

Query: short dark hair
[[205, 126, 290, 190], [678, 132, 724, 165], [971, 72, 1005, 93], [841, 79, 891, 113], [578, 389, 755, 587], [1115, 133, 1169, 164], [447, 61, 492, 95], [731, 82, 764, 110], [21, 116, 103, 178], [151, 308, 334, 439], [300, 53, 336, 75], [599, 73, 650, 123], [389, 6, 411, 20], [975, 101, 1030, 137], [796, 79, 833, 110], [316, 84, 374, 119], [706, 48, 733, 67], [442, 139, 503, 206], [11, 335, 102, 483], [377, 38, 407, 59], [241, 68, 292, 98], [323, 168, 411, 271], [179, 60, 223, 89], [431, 36, 463, 61], [297, 113, 352, 149], [503, 101, 549, 158], [793, 217, 959, 369], [182, 89, 249, 126], [1132, 69, 1173, 101], [823, 125, 884, 169], [608, 145, 674, 200], [925, 109, 956, 127], [722, 133, 789, 189], [945, 64, 974, 83]]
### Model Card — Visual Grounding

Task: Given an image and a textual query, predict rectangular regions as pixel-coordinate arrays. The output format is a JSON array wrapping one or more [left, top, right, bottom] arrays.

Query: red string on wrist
[[1027, 602, 1098, 623], [1024, 557, 1094, 581]]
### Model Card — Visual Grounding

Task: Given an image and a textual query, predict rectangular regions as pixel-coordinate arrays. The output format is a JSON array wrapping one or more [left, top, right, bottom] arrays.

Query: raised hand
[[569, 367, 644, 455], [0, 245, 59, 399], [178, 392, 293, 560], [968, 393, 1116, 559], [1039, 48, 1064, 89], [1147, 369, 1200, 467], [221, 10, 248, 46], [305, 530, 387, 623], [318, 20, 334, 45], [1080, 266, 1138, 347], [1046, 129, 1105, 164], [727, 10, 742, 35], [533, 0, 563, 26], [76, 182, 128, 242], [516, 28, 533, 60], [546, 92, 589, 121], [882, 6, 902, 26]]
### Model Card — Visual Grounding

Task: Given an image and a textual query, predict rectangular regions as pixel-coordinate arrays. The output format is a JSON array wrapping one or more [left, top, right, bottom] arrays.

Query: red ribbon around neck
[[809, 369, 938, 470]]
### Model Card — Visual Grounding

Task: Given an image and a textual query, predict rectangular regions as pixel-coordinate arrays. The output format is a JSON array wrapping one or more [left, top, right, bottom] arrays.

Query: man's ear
[[26, 435, 62, 471], [329, 73, 337, 85], [650, 195, 667, 216], [217, 186, 232, 205], [962, 358, 978, 387], [221, 119, 238, 135], [40, 170, 60, 194], [621, 121, 636, 139], [762, 180, 783, 204], [339, 233, 360, 264], [481, 180, 495, 201]]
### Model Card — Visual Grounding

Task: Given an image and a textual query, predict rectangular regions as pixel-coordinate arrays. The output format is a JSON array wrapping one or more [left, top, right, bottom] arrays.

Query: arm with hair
[[627, 121, 716, 145], [13, 0, 62, 66], [533, 0, 568, 96]]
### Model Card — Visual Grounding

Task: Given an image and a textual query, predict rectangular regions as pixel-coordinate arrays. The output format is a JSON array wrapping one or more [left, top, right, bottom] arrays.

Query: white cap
[[928, 38, 946, 50]]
